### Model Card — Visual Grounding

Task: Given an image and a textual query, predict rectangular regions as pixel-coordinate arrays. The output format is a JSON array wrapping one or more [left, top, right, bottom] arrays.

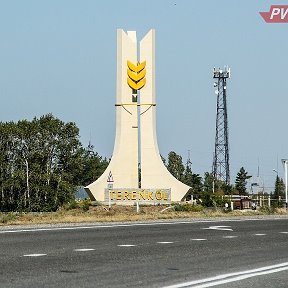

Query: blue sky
[[0, 0, 287, 191]]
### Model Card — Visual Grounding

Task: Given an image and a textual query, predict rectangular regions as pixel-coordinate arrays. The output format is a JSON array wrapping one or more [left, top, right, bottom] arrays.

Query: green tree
[[272, 175, 285, 207], [183, 165, 202, 195], [200, 172, 216, 206], [167, 151, 185, 182], [81, 149, 109, 187], [235, 167, 251, 195], [273, 175, 285, 199], [0, 114, 91, 212], [203, 172, 214, 193], [203, 172, 231, 194]]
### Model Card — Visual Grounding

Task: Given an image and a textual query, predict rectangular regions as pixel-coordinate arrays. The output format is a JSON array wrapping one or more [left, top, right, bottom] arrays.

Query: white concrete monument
[[85, 29, 190, 203]]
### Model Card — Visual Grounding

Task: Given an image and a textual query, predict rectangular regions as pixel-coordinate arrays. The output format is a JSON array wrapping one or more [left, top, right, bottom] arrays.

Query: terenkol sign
[[104, 189, 171, 204]]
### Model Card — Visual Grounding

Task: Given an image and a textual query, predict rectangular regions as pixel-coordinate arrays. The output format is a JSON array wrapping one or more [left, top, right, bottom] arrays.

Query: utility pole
[[212, 66, 231, 185]]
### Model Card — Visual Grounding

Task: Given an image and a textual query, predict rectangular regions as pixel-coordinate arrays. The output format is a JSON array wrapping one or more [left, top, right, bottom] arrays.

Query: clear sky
[[0, 0, 287, 192]]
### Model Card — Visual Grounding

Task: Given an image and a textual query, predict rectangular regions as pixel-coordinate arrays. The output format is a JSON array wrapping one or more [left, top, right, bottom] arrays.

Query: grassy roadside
[[1, 202, 288, 226]]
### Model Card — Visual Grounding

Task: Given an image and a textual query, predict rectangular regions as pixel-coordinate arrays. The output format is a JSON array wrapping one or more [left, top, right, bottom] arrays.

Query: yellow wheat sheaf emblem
[[127, 60, 146, 90]]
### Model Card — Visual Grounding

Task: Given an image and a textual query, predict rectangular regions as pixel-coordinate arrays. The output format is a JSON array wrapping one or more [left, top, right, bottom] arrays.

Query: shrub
[[0, 212, 17, 224], [259, 205, 276, 214], [80, 199, 91, 212], [65, 200, 79, 210], [172, 203, 204, 212]]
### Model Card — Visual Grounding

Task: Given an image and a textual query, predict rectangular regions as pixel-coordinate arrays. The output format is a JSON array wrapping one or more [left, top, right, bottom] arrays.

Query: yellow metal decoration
[[127, 60, 146, 90], [127, 60, 146, 73]]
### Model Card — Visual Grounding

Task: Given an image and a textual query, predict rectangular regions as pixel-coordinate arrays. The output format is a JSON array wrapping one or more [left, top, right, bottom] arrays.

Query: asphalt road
[[1, 217, 288, 288]]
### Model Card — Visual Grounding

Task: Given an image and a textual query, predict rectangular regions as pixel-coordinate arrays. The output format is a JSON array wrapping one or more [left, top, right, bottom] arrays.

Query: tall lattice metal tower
[[212, 66, 231, 185]]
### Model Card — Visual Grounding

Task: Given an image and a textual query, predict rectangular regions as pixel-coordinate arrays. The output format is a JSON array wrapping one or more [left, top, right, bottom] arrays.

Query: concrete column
[[85, 30, 139, 201]]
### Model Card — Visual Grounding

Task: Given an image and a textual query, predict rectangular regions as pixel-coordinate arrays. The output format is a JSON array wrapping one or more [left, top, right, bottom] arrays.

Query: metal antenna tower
[[87, 132, 94, 156], [186, 149, 192, 171], [212, 66, 231, 185]]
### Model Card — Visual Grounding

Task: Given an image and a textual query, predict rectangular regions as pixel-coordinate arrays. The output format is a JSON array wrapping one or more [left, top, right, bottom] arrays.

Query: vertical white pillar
[[85, 30, 139, 201], [282, 159, 288, 208]]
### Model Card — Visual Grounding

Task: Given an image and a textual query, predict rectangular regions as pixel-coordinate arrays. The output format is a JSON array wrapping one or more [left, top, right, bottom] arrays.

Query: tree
[[183, 165, 202, 195], [272, 175, 285, 207], [203, 172, 232, 194], [199, 172, 232, 207], [203, 172, 214, 193], [183, 164, 193, 186], [80, 149, 109, 187], [0, 114, 95, 212], [167, 151, 185, 182], [235, 167, 251, 195]]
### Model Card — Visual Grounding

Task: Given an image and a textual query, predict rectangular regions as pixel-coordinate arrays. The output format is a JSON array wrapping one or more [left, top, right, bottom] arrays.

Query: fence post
[[136, 201, 139, 213]]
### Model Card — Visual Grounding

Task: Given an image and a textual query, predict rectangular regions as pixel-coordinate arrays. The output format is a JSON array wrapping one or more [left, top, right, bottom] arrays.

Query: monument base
[[104, 188, 171, 205]]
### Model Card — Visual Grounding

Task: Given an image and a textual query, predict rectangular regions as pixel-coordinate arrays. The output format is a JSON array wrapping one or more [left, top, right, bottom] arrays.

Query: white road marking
[[163, 262, 288, 288], [202, 226, 233, 231], [157, 241, 174, 244], [74, 248, 95, 252], [254, 233, 266, 236], [280, 231, 288, 234], [0, 218, 265, 234], [223, 235, 237, 239], [117, 244, 136, 247], [190, 239, 207, 241], [23, 254, 47, 257]]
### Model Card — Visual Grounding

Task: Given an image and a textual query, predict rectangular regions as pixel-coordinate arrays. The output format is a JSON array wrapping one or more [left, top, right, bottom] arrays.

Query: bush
[[271, 200, 285, 208], [172, 203, 204, 212], [198, 192, 230, 208], [80, 199, 91, 212], [0, 212, 17, 224], [189, 204, 204, 212], [64, 200, 80, 210], [259, 205, 276, 214]]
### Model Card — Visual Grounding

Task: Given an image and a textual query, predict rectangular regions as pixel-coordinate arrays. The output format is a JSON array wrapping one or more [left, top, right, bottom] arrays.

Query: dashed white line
[[190, 239, 207, 241], [117, 244, 136, 247], [157, 241, 174, 244], [223, 236, 238, 239], [254, 233, 266, 236], [202, 225, 233, 231], [74, 248, 95, 252], [23, 254, 47, 257], [280, 232, 288, 234]]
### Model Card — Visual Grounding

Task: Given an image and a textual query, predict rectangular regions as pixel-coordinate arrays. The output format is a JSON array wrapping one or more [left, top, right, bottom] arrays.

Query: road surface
[[1, 217, 288, 287]]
